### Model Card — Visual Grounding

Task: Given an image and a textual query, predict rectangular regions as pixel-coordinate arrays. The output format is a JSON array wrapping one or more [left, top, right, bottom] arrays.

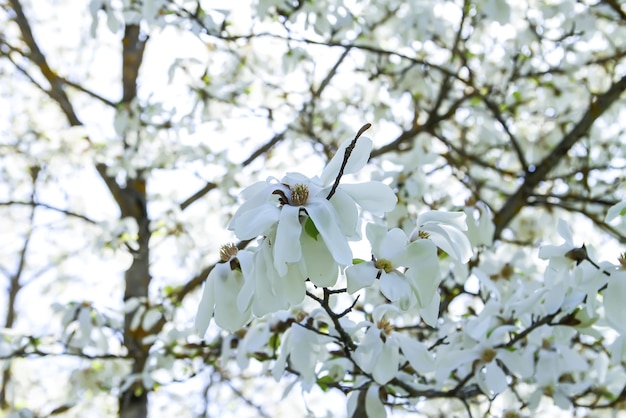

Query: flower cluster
[[194, 129, 626, 418], [196, 129, 398, 332]]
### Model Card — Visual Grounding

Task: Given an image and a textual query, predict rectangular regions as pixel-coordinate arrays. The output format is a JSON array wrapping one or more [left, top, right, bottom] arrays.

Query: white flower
[[195, 246, 254, 333], [538, 218, 576, 265], [412, 211, 473, 263], [346, 223, 440, 311], [237, 236, 304, 316], [272, 322, 330, 391], [353, 306, 435, 385], [229, 135, 396, 278]]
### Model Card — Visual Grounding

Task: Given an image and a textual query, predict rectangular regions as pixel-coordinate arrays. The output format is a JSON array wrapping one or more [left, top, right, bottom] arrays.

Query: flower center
[[415, 230, 430, 239], [219, 243, 238, 262], [290, 183, 309, 206], [480, 348, 497, 363], [377, 318, 394, 336], [374, 258, 394, 274]]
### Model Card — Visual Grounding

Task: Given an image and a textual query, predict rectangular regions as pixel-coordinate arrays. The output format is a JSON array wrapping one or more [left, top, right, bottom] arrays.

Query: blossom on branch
[[195, 244, 254, 333]]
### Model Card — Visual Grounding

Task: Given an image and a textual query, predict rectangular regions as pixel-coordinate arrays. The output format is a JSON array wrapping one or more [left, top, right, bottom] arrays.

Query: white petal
[[232, 204, 280, 239], [328, 188, 359, 238], [365, 222, 389, 256], [418, 211, 467, 230], [195, 265, 224, 336], [282, 264, 307, 306], [365, 384, 387, 418], [253, 242, 289, 316], [346, 262, 378, 293], [301, 231, 339, 287], [306, 200, 353, 265], [556, 218, 574, 244], [213, 268, 251, 331], [372, 338, 400, 384], [604, 271, 626, 334], [395, 333, 435, 373], [353, 327, 383, 373], [273, 205, 303, 275], [418, 292, 440, 327], [484, 362, 508, 395], [497, 348, 534, 379], [398, 240, 440, 305], [380, 228, 409, 260], [320, 136, 373, 185], [464, 203, 495, 247], [422, 223, 472, 262], [340, 182, 397, 214], [606, 201, 626, 223], [379, 271, 411, 303], [236, 250, 256, 313]]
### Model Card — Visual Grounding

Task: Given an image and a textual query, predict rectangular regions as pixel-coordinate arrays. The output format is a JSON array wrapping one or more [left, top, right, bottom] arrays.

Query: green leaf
[[316, 375, 335, 391], [352, 258, 366, 265], [269, 333, 281, 351], [304, 217, 320, 240]]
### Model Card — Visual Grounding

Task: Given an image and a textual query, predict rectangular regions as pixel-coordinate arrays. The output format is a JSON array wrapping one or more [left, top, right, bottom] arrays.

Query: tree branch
[[493, 74, 626, 239]]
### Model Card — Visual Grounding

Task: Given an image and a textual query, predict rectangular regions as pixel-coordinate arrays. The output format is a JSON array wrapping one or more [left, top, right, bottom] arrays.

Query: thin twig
[[326, 123, 371, 200]]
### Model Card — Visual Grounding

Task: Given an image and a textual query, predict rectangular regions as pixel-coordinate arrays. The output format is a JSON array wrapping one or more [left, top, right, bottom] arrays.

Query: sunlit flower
[[195, 246, 254, 333], [229, 136, 396, 278], [346, 223, 439, 311], [411, 210, 473, 263], [352, 306, 435, 385]]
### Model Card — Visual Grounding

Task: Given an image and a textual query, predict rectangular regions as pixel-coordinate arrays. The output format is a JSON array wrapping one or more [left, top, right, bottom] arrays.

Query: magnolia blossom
[[353, 306, 435, 385], [411, 210, 473, 263], [346, 223, 440, 311], [229, 136, 397, 277], [195, 245, 254, 333]]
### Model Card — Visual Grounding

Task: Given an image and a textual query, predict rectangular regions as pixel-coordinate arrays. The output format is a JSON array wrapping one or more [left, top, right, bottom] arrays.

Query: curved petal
[[604, 271, 626, 334], [213, 268, 252, 331], [320, 137, 373, 185], [195, 264, 223, 336], [380, 228, 409, 260], [301, 231, 339, 287], [346, 262, 378, 293], [282, 264, 307, 306], [306, 200, 353, 265], [379, 271, 410, 303], [353, 326, 383, 373], [401, 240, 440, 306], [365, 222, 388, 256], [418, 292, 440, 327], [327, 188, 359, 238], [365, 384, 387, 418], [253, 241, 289, 316], [606, 201, 626, 223], [418, 211, 467, 230], [273, 205, 303, 275], [372, 338, 400, 384], [556, 218, 574, 244], [236, 250, 256, 313], [340, 182, 397, 214], [232, 203, 280, 239], [395, 333, 435, 373], [421, 223, 472, 262]]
